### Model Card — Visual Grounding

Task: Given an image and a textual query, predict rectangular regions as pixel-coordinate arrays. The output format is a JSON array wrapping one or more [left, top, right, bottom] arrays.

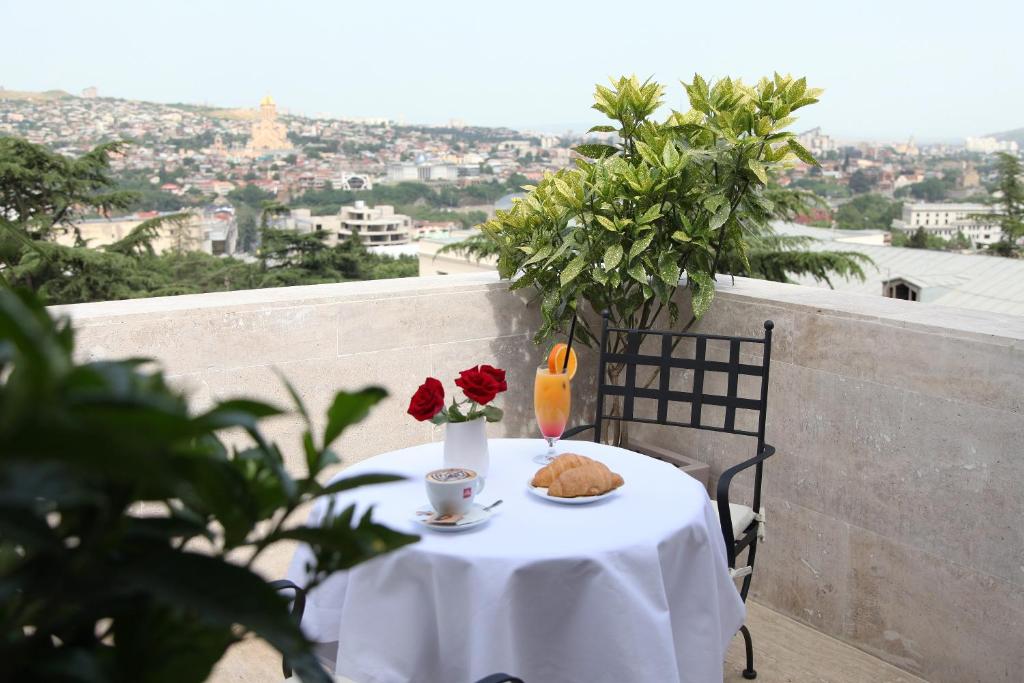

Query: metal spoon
[[482, 499, 503, 512]]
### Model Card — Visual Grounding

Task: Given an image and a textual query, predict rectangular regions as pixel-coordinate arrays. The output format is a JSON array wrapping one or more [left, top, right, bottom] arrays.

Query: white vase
[[443, 417, 490, 479]]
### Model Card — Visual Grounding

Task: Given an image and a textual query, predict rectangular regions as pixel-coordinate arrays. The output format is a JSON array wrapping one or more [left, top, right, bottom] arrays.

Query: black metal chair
[[564, 312, 775, 680], [272, 580, 524, 683]]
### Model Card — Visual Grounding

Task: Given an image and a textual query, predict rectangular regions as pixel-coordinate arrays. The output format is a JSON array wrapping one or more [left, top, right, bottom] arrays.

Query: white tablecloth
[[287, 438, 744, 683]]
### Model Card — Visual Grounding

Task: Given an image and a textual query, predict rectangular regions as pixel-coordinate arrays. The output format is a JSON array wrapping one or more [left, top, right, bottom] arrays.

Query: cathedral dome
[[260, 94, 275, 107]]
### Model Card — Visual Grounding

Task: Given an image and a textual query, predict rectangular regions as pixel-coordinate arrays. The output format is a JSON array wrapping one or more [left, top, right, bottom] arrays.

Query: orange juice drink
[[534, 367, 571, 440]]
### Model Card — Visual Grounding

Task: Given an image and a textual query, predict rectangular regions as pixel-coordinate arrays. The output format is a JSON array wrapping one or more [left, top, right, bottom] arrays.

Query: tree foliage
[[0, 287, 418, 682], [894, 176, 952, 202], [478, 73, 863, 345], [971, 152, 1024, 257], [834, 194, 902, 230], [0, 137, 417, 304]]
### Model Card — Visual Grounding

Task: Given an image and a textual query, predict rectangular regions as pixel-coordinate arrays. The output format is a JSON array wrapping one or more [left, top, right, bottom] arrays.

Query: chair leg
[[740, 624, 756, 679]]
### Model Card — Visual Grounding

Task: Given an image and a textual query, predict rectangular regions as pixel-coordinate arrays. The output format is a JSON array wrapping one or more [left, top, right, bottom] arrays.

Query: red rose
[[455, 365, 502, 405], [478, 365, 507, 393], [408, 377, 445, 421]]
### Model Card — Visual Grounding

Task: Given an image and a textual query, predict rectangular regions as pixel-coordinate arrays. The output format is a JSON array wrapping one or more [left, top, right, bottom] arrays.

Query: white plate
[[527, 480, 620, 505], [413, 503, 492, 532]]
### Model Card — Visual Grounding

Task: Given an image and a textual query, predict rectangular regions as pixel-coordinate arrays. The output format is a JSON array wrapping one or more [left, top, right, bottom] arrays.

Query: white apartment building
[[56, 211, 237, 256], [891, 202, 1000, 246], [964, 136, 1019, 154], [386, 162, 459, 183], [277, 201, 411, 247]]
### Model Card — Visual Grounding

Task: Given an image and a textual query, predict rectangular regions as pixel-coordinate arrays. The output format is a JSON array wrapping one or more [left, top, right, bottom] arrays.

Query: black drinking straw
[[562, 312, 577, 374]]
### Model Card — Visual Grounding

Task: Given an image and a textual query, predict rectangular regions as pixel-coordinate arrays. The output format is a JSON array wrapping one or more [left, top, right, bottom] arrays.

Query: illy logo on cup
[[462, 487, 472, 499]]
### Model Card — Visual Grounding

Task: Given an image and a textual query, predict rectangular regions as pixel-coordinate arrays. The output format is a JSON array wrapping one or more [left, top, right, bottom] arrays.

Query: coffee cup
[[425, 467, 482, 515]]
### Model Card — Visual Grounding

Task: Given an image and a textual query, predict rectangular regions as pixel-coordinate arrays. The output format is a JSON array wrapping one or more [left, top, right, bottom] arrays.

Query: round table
[[287, 438, 744, 683]]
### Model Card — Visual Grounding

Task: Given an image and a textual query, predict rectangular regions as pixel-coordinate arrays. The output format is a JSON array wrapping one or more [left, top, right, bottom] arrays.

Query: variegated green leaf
[[560, 254, 588, 286], [603, 244, 624, 272], [688, 271, 716, 319], [747, 158, 768, 184], [709, 202, 731, 230], [627, 262, 648, 285], [628, 233, 655, 262], [637, 204, 662, 225]]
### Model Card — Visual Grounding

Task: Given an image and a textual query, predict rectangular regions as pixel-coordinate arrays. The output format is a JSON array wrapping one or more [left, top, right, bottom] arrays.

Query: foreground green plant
[[0, 288, 418, 682], [479, 73, 867, 345]]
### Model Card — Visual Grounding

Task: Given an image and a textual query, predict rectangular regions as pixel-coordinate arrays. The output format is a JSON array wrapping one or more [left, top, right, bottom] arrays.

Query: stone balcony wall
[[52, 273, 1024, 682]]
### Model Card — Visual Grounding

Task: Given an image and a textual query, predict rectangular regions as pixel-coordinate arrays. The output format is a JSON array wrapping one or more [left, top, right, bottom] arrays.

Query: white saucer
[[413, 503, 492, 532], [527, 479, 620, 505]]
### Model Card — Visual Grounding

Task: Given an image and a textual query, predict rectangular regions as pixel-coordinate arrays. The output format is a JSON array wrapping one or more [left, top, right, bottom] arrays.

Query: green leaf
[[688, 271, 716, 319], [627, 262, 648, 284], [658, 252, 682, 285], [574, 143, 618, 159], [481, 405, 504, 423], [553, 178, 574, 202], [320, 473, 406, 496], [634, 141, 660, 167], [324, 387, 388, 448], [786, 139, 818, 165], [628, 232, 655, 262], [637, 204, 662, 225], [560, 254, 588, 286], [703, 194, 726, 213], [523, 243, 553, 266], [747, 158, 768, 184], [587, 125, 617, 133], [671, 231, 692, 243], [709, 202, 731, 230], [603, 244, 624, 271], [595, 214, 617, 232], [662, 142, 680, 169]]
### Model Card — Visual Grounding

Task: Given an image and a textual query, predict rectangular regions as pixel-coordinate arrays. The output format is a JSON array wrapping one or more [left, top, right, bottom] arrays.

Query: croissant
[[531, 453, 594, 487], [547, 461, 625, 498]]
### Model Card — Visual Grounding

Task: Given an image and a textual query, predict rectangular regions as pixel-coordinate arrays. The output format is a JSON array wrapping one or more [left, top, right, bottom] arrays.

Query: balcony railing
[[52, 272, 1024, 683]]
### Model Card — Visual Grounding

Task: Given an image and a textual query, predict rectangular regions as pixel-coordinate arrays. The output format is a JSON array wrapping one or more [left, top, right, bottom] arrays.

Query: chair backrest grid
[[595, 317, 772, 441]]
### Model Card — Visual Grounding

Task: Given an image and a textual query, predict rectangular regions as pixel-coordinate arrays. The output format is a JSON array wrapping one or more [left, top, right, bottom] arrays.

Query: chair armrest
[[715, 444, 775, 566], [269, 580, 307, 679], [475, 675, 524, 683], [269, 579, 307, 622], [562, 423, 596, 439]]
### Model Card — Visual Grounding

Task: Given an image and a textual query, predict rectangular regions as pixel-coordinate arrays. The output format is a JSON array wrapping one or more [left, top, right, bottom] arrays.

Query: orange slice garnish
[[547, 343, 578, 379]]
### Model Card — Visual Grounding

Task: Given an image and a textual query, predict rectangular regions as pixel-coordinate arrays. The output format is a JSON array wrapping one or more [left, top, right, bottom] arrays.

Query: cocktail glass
[[533, 365, 571, 465]]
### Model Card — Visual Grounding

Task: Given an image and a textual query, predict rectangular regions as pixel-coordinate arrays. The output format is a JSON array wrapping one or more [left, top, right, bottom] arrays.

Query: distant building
[[796, 127, 835, 155], [276, 201, 411, 247], [960, 162, 980, 189], [891, 202, 1000, 246], [332, 172, 373, 191], [81, 86, 98, 99], [965, 136, 1019, 154], [418, 229, 497, 276], [246, 95, 292, 155], [55, 211, 236, 256], [386, 161, 458, 182], [773, 221, 1024, 315]]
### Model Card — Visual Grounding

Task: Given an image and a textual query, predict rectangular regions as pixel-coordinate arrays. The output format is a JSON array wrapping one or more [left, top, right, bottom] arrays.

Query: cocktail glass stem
[[533, 436, 560, 465]]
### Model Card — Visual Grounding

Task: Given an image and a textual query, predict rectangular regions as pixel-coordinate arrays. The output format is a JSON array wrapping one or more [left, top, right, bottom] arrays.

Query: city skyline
[[2, 1, 1023, 141]]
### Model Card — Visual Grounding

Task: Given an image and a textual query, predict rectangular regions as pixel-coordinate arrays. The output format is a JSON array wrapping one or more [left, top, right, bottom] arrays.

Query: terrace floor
[[212, 599, 925, 683]]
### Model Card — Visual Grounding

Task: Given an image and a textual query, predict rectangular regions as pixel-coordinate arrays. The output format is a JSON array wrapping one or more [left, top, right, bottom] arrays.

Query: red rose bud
[[478, 364, 507, 393], [408, 377, 445, 421], [454, 365, 501, 405]]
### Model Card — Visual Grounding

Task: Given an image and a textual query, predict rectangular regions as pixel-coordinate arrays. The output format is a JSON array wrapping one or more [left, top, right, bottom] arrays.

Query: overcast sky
[[2, 0, 1021, 141]]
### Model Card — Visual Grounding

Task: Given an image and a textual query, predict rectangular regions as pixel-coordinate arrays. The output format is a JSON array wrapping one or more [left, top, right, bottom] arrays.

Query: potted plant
[[0, 288, 418, 683], [408, 365, 507, 477], [475, 73, 869, 444]]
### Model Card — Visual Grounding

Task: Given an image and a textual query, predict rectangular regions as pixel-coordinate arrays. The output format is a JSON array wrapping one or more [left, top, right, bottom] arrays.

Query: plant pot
[[443, 417, 490, 479]]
